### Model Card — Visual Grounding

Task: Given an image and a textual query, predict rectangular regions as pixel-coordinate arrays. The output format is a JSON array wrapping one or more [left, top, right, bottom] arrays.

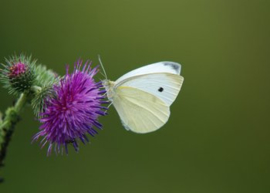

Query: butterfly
[[101, 60, 184, 134]]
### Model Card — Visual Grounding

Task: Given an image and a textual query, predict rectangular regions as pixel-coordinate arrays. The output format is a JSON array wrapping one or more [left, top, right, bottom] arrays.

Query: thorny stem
[[0, 93, 28, 183]]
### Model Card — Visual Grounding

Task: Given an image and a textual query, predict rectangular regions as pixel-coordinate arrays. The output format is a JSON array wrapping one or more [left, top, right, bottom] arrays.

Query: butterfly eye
[[158, 87, 164, 92]]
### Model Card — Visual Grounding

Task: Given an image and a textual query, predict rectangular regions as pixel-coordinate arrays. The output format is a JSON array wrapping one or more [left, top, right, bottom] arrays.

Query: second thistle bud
[[8, 62, 34, 93], [0, 54, 35, 95]]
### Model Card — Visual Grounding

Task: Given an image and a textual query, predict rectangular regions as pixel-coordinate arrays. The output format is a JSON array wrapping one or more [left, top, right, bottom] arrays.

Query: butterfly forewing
[[115, 62, 181, 84], [115, 73, 183, 106]]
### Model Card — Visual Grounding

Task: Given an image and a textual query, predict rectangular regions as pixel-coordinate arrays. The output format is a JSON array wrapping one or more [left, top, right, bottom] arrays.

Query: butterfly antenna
[[98, 55, 108, 80], [99, 72, 106, 79]]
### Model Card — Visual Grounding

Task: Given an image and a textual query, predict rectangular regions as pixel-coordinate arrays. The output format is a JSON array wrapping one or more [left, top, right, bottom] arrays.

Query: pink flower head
[[33, 60, 108, 155], [8, 62, 27, 78]]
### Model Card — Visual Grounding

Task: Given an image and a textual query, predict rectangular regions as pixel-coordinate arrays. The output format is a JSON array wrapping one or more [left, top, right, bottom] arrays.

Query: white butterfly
[[102, 61, 184, 134]]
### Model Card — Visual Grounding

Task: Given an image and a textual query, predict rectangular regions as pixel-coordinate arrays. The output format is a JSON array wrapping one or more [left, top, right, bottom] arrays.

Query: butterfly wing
[[113, 86, 170, 133], [110, 61, 184, 133], [115, 61, 181, 84]]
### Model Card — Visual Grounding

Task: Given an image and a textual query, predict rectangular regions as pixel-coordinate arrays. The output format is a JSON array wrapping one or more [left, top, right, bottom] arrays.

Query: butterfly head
[[102, 79, 115, 101]]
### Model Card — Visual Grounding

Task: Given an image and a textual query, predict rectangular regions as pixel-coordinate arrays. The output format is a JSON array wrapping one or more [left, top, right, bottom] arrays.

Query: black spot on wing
[[163, 62, 180, 73], [158, 87, 164, 92]]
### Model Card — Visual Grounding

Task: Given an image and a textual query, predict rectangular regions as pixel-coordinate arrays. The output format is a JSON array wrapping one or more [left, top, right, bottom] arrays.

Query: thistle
[[32, 60, 108, 155], [0, 55, 108, 183]]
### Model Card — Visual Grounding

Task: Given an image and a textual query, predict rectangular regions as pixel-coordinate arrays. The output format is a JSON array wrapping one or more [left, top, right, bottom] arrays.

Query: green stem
[[14, 93, 28, 112], [0, 93, 28, 183], [0, 112, 3, 125]]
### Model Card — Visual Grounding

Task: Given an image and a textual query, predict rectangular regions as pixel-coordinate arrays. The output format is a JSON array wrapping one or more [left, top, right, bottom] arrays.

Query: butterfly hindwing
[[113, 86, 170, 133]]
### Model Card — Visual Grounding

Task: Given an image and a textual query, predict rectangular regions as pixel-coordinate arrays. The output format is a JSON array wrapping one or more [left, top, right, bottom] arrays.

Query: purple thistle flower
[[33, 60, 108, 155]]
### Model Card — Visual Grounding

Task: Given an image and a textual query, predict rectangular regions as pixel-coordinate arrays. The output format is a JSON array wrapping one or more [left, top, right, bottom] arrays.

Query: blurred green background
[[0, 0, 270, 193]]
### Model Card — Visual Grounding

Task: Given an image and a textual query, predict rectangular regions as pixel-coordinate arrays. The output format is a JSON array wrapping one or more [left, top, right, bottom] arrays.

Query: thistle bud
[[0, 54, 35, 95]]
